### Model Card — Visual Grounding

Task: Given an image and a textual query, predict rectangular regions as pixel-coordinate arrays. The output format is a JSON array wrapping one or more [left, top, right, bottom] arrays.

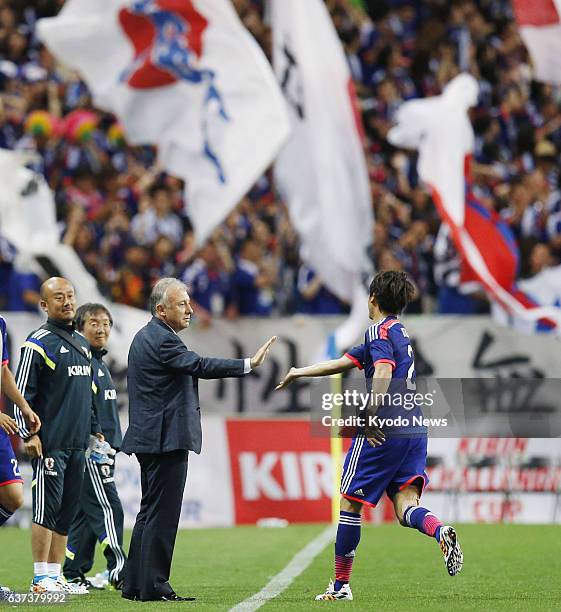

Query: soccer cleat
[[55, 576, 89, 594], [315, 579, 353, 601], [0, 586, 13, 600], [30, 577, 63, 593], [439, 526, 463, 576]]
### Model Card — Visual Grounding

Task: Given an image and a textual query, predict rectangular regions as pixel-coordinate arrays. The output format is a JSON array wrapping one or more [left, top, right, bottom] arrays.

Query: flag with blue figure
[[38, 0, 289, 244]]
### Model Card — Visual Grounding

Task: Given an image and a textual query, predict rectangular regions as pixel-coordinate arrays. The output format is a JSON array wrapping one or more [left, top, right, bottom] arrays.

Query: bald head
[[39, 277, 76, 323]]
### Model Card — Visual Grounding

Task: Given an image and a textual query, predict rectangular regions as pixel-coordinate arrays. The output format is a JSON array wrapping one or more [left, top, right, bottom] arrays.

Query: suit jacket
[[122, 317, 246, 455]]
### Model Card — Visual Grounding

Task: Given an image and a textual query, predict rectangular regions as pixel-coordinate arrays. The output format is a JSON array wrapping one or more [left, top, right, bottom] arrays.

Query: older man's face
[[161, 286, 193, 332]]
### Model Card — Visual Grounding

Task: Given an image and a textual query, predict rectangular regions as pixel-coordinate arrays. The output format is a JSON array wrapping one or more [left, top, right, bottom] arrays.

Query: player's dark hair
[[75, 303, 113, 331], [369, 271, 415, 315]]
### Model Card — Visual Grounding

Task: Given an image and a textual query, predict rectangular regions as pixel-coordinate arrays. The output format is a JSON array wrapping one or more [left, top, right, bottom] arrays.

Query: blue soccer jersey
[[340, 315, 429, 506], [0, 316, 23, 486], [345, 315, 426, 437]]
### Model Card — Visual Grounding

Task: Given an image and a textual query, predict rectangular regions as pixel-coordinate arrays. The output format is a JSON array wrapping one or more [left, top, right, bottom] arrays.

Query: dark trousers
[[64, 459, 126, 585], [122, 450, 188, 601]]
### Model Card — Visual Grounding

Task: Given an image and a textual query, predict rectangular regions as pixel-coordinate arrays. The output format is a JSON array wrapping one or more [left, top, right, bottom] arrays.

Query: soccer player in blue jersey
[[0, 316, 41, 597], [277, 271, 463, 601]]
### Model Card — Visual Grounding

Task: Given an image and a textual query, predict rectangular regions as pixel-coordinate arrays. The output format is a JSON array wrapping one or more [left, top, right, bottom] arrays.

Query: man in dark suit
[[121, 277, 276, 602]]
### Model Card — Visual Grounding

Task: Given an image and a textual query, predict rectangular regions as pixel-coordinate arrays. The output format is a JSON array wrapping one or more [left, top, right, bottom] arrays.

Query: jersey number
[[406, 345, 416, 391], [11, 458, 20, 478]]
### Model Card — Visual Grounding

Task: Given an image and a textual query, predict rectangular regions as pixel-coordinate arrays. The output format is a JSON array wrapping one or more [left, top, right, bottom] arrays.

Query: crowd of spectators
[[1, 0, 561, 320]]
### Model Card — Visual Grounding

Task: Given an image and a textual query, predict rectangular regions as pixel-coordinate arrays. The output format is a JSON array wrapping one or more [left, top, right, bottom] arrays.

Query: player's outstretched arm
[[1, 364, 41, 434], [275, 356, 357, 390]]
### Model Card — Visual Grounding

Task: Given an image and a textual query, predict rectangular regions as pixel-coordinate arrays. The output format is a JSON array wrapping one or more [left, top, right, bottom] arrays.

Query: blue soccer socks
[[334, 511, 361, 590]]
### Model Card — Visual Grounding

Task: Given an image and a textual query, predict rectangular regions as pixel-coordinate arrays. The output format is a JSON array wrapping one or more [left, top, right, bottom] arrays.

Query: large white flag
[[37, 0, 290, 243], [388, 74, 561, 333], [271, 0, 373, 349], [512, 0, 561, 85]]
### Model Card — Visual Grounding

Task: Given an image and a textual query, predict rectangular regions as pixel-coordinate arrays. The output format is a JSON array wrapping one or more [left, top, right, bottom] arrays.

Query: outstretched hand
[[275, 367, 298, 390], [250, 336, 277, 369]]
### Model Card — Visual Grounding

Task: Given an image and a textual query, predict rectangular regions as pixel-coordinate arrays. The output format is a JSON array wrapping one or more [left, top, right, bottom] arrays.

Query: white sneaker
[[30, 577, 63, 593], [55, 577, 89, 595], [86, 570, 109, 589], [315, 579, 353, 601]]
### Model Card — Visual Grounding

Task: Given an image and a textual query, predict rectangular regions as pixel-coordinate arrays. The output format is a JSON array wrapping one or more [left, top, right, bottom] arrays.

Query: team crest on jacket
[[44, 457, 57, 476], [118, 0, 229, 182]]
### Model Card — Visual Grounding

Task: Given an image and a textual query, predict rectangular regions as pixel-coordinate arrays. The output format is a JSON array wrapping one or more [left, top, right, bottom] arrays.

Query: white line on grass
[[229, 525, 336, 612]]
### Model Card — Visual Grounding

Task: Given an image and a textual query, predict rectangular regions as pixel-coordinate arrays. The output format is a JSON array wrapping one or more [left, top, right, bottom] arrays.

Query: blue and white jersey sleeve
[[344, 344, 365, 369]]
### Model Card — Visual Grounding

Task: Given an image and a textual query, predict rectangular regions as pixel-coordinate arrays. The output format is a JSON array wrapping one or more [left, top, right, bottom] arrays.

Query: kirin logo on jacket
[[118, 0, 229, 182]]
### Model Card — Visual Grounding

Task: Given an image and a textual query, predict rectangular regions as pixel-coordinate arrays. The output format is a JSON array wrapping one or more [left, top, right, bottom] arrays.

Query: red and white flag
[[37, 0, 290, 243], [512, 0, 561, 85], [271, 0, 373, 350], [388, 74, 561, 333]]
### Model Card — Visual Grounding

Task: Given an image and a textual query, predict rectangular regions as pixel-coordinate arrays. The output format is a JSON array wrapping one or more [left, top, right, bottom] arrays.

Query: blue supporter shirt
[[345, 315, 427, 436], [182, 259, 230, 315], [296, 266, 346, 315], [232, 259, 273, 316]]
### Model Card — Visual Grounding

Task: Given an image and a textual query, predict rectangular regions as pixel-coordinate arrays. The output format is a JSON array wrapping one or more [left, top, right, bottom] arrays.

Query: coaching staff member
[[122, 278, 276, 602], [13, 277, 103, 594], [64, 303, 126, 590]]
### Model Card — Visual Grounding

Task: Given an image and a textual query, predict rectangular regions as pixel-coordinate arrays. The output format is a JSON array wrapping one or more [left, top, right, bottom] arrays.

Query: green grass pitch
[[0, 524, 560, 610]]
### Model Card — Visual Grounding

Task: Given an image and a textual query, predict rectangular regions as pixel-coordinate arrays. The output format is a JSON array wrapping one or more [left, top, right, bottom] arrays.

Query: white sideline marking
[[229, 525, 336, 611]]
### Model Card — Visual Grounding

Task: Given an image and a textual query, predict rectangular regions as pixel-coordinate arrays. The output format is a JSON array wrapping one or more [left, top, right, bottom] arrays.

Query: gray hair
[[150, 278, 188, 315]]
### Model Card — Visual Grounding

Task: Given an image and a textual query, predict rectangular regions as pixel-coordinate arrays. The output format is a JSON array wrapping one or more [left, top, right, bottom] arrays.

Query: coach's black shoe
[[158, 592, 196, 602], [121, 591, 139, 601]]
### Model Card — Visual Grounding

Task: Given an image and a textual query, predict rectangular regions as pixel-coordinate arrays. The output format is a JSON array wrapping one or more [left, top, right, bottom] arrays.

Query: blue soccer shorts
[[340, 435, 429, 507], [0, 430, 23, 487]]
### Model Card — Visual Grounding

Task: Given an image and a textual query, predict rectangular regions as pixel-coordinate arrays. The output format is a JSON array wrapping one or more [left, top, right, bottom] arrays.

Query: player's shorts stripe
[[341, 435, 364, 493], [0, 478, 23, 487], [341, 435, 365, 494], [340, 438, 361, 493], [341, 493, 377, 507], [87, 460, 125, 582]]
